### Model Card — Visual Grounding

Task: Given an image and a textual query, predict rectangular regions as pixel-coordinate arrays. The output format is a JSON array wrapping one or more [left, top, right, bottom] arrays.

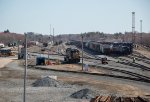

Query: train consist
[[85, 41, 133, 55], [68, 40, 133, 55]]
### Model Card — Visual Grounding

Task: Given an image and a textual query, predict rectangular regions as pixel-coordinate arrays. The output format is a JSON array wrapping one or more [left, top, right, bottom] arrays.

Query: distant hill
[[0, 32, 24, 45], [0, 32, 53, 45], [0, 31, 149, 48], [55, 32, 150, 48]]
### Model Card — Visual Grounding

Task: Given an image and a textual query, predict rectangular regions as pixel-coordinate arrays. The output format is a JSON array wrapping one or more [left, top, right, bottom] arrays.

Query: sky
[[0, 0, 150, 35]]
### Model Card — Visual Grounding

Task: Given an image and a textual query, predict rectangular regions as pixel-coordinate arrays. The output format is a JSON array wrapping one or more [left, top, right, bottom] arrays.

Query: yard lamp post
[[48, 25, 52, 62], [140, 20, 142, 45], [81, 33, 84, 71], [23, 33, 27, 102]]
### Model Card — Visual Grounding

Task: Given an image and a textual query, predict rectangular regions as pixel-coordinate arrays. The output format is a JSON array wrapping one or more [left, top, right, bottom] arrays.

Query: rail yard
[[0, 40, 150, 102], [1, 0, 150, 101]]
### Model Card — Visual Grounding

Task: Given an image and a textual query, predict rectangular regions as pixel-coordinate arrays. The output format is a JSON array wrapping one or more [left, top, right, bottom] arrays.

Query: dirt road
[[0, 57, 15, 68]]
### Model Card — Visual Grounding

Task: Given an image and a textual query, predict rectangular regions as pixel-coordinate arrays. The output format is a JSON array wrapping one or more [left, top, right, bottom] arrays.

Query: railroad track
[[78, 49, 150, 82], [30, 52, 150, 83], [58, 44, 150, 83], [34, 63, 150, 83], [127, 55, 150, 65], [29, 44, 150, 79], [115, 56, 150, 71], [77, 51, 150, 82], [94, 64, 150, 82], [134, 50, 150, 57]]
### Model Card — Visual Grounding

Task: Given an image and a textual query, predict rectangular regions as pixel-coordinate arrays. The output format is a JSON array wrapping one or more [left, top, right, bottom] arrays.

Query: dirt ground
[[36, 64, 105, 74], [134, 45, 150, 58], [0, 57, 14, 68], [135, 49, 150, 58], [0, 57, 150, 102]]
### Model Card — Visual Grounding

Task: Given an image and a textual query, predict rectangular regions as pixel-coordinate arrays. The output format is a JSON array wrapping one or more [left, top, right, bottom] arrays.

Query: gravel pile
[[70, 88, 98, 99], [32, 76, 71, 88]]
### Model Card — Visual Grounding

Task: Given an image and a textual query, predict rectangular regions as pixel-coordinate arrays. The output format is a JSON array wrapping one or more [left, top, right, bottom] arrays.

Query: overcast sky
[[0, 0, 150, 35]]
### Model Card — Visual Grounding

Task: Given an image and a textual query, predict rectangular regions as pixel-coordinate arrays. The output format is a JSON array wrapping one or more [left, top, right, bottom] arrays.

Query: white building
[[0, 43, 5, 48]]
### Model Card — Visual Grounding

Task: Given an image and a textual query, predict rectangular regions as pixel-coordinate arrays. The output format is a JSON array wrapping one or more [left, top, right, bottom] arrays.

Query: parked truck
[[64, 48, 80, 63], [0, 48, 15, 57]]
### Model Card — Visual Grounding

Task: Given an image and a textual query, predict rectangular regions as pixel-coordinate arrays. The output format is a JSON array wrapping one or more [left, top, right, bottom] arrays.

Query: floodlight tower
[[53, 28, 54, 44], [132, 12, 135, 43], [140, 20, 142, 45], [48, 24, 51, 60], [81, 33, 83, 71]]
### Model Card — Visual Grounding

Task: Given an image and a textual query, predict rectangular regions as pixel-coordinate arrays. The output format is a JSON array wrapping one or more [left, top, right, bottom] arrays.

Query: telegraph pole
[[48, 25, 51, 60], [53, 28, 54, 44], [17, 40, 21, 59], [50, 24, 52, 42], [18, 40, 20, 59], [50, 24, 51, 36], [81, 34, 83, 71], [23, 33, 27, 102], [140, 20, 142, 45], [132, 12, 135, 43]]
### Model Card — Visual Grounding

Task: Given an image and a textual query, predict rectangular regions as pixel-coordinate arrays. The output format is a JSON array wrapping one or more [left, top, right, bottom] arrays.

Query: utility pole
[[53, 28, 54, 44], [18, 40, 21, 59], [140, 20, 142, 45], [23, 33, 27, 102], [50, 24, 52, 41], [132, 12, 135, 43], [18, 40, 20, 59], [48, 25, 51, 60], [81, 34, 83, 71]]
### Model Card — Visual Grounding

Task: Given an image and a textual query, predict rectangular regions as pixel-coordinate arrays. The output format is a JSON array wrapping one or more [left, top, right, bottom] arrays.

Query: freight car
[[88, 41, 100, 52], [85, 41, 133, 55], [100, 42, 112, 54], [85, 41, 112, 54]]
